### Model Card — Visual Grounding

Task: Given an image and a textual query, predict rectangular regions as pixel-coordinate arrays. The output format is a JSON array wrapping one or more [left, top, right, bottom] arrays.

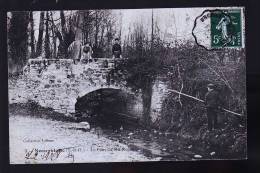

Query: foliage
[[113, 21, 164, 125], [8, 12, 30, 73], [157, 42, 246, 158], [113, 19, 246, 156]]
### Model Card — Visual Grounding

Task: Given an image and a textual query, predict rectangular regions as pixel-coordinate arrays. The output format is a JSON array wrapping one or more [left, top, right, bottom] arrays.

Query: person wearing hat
[[112, 38, 122, 59], [205, 83, 222, 131]]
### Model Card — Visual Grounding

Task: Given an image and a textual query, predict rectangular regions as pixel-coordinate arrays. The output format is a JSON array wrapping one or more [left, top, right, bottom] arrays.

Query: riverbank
[[9, 102, 246, 162], [9, 114, 152, 164]]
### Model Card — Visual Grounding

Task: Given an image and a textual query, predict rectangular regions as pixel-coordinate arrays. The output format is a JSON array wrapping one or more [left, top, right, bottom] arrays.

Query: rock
[[79, 121, 90, 130], [128, 132, 134, 136], [162, 148, 167, 151], [155, 157, 162, 160], [188, 145, 192, 149], [164, 132, 169, 136], [169, 139, 173, 142], [194, 155, 202, 159], [210, 152, 216, 156]]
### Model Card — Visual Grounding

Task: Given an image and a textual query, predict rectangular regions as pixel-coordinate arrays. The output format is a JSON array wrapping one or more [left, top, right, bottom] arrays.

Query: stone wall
[[9, 58, 126, 115], [9, 58, 169, 122], [150, 78, 169, 122]]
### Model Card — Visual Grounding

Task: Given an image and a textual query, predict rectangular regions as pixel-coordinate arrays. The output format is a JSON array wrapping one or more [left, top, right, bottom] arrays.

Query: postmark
[[192, 9, 243, 50]]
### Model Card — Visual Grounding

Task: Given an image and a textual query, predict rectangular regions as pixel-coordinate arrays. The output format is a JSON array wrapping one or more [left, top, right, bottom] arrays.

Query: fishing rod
[[168, 88, 244, 118]]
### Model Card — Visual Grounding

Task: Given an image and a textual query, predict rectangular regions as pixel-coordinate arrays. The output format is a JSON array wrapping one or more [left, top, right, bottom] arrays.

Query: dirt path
[[9, 115, 156, 164]]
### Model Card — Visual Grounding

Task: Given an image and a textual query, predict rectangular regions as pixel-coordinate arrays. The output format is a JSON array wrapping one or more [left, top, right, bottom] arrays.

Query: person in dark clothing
[[112, 38, 122, 59], [205, 83, 222, 131], [92, 43, 98, 59]]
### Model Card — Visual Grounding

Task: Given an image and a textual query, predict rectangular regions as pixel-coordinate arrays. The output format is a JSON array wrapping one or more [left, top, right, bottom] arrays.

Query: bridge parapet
[[9, 58, 126, 115], [9, 57, 169, 123]]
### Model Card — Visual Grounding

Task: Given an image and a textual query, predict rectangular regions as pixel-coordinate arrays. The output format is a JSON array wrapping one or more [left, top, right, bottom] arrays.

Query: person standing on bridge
[[205, 83, 223, 131], [81, 42, 93, 63], [92, 43, 98, 59], [112, 38, 122, 59]]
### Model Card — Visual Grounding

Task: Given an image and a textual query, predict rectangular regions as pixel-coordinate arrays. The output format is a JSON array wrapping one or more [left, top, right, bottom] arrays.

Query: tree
[[104, 14, 116, 56], [95, 10, 99, 46], [29, 11, 35, 58], [44, 11, 51, 59], [50, 11, 57, 58], [77, 10, 116, 57], [56, 10, 75, 59], [8, 11, 30, 73], [80, 10, 94, 44], [35, 12, 44, 57], [151, 9, 154, 56], [114, 22, 159, 126], [118, 11, 122, 40]]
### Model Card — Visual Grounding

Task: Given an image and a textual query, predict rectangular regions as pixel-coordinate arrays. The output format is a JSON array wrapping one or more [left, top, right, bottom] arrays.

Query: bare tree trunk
[[106, 24, 113, 55], [176, 59, 183, 107], [82, 11, 90, 44], [57, 10, 75, 59], [29, 12, 35, 58], [56, 11, 66, 59], [119, 10, 122, 40], [172, 11, 178, 45], [95, 10, 99, 46], [99, 25, 105, 48], [35, 11, 44, 57], [8, 11, 30, 73], [74, 11, 83, 41], [44, 11, 50, 59], [50, 12, 57, 58], [151, 9, 154, 56], [60, 11, 66, 38]]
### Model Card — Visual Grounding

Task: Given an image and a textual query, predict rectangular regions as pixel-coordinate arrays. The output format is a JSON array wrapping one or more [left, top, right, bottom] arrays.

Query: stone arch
[[9, 58, 170, 126], [77, 85, 121, 98], [74, 87, 144, 125]]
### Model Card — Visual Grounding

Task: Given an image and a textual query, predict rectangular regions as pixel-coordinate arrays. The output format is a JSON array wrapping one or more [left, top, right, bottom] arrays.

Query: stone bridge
[[9, 58, 169, 122]]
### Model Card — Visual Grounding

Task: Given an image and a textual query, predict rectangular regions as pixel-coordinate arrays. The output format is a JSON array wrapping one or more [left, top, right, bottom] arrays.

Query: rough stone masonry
[[8, 58, 169, 123]]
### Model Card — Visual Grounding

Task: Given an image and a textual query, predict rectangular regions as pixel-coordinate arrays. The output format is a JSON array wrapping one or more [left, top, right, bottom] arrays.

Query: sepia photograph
[[7, 7, 247, 164]]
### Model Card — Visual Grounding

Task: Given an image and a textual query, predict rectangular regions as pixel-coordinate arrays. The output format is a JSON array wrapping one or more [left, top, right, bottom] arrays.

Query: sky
[[114, 8, 201, 41], [9, 7, 244, 46], [29, 8, 205, 43]]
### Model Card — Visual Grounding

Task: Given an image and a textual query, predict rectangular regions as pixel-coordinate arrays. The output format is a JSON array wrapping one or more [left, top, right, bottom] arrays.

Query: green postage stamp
[[211, 9, 242, 48], [192, 8, 244, 50]]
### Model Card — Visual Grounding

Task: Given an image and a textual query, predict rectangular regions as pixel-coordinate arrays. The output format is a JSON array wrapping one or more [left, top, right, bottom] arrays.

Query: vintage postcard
[[8, 7, 246, 164]]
